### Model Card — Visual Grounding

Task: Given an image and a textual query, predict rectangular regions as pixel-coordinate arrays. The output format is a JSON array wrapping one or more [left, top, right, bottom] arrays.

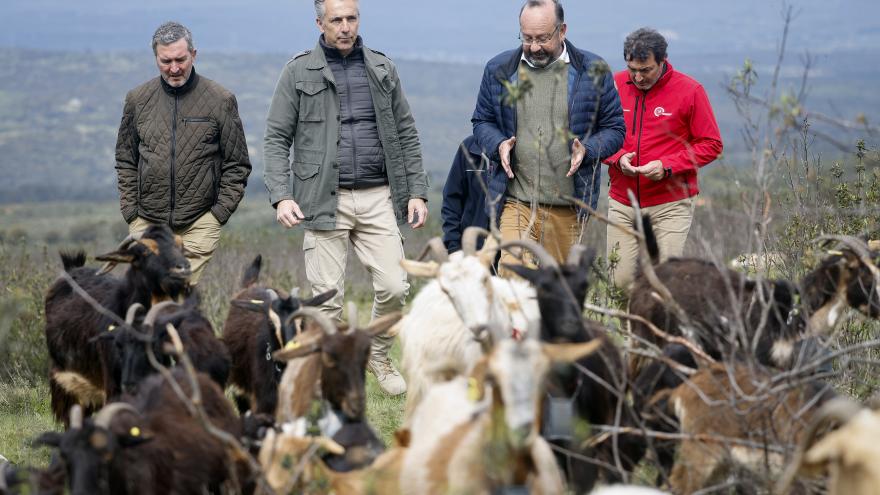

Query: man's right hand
[[619, 152, 638, 177], [498, 136, 516, 179], [276, 199, 305, 228]]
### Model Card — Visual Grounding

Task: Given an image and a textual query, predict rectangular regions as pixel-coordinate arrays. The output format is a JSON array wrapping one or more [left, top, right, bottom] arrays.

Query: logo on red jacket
[[654, 106, 673, 117]]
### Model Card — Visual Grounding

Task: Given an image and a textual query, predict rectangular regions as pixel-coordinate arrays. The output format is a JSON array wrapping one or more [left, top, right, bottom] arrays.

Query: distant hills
[[0, 44, 875, 203]]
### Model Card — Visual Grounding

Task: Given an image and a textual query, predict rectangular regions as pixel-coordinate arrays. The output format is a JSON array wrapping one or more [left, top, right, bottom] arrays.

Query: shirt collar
[[520, 42, 569, 69]]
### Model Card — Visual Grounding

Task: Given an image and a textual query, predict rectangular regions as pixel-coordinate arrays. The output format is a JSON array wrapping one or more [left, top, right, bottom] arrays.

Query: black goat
[[34, 370, 249, 495], [502, 240, 638, 492], [222, 254, 336, 415], [44, 225, 191, 424], [628, 215, 880, 377], [97, 300, 230, 396]]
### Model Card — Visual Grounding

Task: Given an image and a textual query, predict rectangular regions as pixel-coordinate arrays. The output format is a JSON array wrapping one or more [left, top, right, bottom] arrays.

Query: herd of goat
[[1, 217, 880, 494]]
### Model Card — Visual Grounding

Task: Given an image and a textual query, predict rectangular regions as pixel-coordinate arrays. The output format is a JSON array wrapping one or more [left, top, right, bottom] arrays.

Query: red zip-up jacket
[[605, 61, 722, 207]]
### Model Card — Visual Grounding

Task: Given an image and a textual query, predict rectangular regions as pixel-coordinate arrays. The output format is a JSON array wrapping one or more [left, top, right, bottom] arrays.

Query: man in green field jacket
[[263, 0, 428, 396], [115, 21, 251, 284]]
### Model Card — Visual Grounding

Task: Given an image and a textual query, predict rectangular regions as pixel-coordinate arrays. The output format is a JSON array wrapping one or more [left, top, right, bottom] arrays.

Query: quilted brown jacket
[[115, 69, 251, 229]]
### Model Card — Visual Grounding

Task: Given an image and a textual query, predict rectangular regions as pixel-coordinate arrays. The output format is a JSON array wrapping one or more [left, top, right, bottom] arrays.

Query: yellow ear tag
[[827, 250, 844, 256], [108, 325, 116, 332], [129, 427, 141, 437], [284, 340, 301, 350], [249, 300, 264, 305], [467, 377, 481, 402]]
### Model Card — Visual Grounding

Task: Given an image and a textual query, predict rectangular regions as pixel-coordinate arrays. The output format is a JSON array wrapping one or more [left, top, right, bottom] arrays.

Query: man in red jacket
[[604, 28, 723, 290]]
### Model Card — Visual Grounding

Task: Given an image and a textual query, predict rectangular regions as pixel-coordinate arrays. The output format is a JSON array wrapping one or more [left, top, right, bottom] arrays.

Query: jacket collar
[[160, 67, 198, 96], [497, 39, 585, 81], [319, 35, 364, 61]]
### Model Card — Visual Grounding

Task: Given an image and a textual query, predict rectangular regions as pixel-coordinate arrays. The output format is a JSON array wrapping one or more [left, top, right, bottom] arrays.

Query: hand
[[618, 152, 638, 177], [636, 160, 666, 181], [498, 136, 516, 179], [276, 199, 305, 228], [567, 138, 586, 177], [408, 198, 428, 229]]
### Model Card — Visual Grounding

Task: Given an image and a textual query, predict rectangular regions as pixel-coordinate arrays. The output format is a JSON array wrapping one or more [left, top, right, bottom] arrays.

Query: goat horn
[[499, 239, 559, 269], [346, 302, 358, 335], [143, 301, 181, 328], [125, 303, 145, 325], [286, 307, 337, 336], [462, 227, 492, 256], [69, 404, 83, 429], [815, 235, 879, 275], [428, 237, 450, 263], [96, 234, 141, 275], [93, 402, 140, 430]]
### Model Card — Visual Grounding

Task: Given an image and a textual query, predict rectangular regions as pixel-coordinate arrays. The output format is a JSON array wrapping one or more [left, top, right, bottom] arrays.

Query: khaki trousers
[[303, 185, 409, 359], [129, 211, 221, 285], [606, 197, 695, 291], [498, 200, 579, 277]]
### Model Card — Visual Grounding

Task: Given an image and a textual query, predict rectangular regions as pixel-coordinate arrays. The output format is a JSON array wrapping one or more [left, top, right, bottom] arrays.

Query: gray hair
[[314, 0, 359, 20], [151, 21, 194, 55], [623, 27, 668, 63], [520, 0, 564, 25]]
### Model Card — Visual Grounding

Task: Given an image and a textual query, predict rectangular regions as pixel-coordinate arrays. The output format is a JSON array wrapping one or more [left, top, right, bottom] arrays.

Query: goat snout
[[343, 392, 365, 419]]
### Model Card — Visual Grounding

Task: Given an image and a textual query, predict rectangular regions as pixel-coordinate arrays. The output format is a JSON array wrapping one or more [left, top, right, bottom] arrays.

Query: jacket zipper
[[170, 95, 178, 226], [342, 56, 358, 187], [634, 92, 647, 204]]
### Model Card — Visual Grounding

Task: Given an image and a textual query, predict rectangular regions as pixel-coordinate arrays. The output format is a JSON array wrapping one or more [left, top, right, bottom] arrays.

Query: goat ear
[[119, 426, 152, 448], [272, 334, 322, 361], [315, 437, 346, 455], [543, 339, 603, 363], [501, 263, 539, 283], [32, 432, 63, 448], [94, 250, 136, 264], [365, 311, 403, 337], [230, 299, 268, 313], [400, 259, 439, 278], [301, 289, 337, 308]]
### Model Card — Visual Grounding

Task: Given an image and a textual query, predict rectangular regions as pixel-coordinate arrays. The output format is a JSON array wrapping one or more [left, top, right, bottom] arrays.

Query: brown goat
[[222, 254, 335, 415], [629, 217, 880, 377], [665, 362, 837, 494], [34, 369, 249, 495], [44, 225, 191, 424]]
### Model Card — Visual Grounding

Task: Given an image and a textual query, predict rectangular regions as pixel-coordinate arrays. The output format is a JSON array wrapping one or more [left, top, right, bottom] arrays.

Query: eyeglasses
[[518, 25, 560, 46]]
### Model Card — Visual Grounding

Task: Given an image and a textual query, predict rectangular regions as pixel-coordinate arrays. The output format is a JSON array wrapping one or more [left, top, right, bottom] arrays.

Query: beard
[[524, 49, 553, 68]]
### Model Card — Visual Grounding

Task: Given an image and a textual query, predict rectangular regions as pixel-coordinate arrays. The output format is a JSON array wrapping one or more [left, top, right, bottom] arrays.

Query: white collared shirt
[[521, 43, 570, 69]]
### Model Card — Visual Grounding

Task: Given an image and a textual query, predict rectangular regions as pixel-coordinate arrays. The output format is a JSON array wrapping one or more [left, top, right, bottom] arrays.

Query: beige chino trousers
[[129, 211, 221, 285], [606, 197, 695, 291], [497, 200, 580, 277], [303, 185, 409, 359]]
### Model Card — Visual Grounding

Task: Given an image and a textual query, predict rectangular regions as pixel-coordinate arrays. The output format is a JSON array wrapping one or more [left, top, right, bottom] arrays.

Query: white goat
[[400, 337, 602, 495], [398, 230, 540, 419]]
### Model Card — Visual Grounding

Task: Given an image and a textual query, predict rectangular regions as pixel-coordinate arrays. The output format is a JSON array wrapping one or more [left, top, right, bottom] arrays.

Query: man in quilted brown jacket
[[115, 21, 251, 284]]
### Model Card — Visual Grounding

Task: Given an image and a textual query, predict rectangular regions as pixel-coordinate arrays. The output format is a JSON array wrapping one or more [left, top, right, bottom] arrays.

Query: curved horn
[[266, 289, 279, 302], [285, 307, 337, 336], [69, 404, 83, 429], [816, 235, 872, 259], [429, 237, 450, 263], [346, 302, 359, 335], [499, 239, 559, 269], [462, 227, 492, 256], [93, 402, 140, 430], [125, 303, 146, 325], [143, 301, 181, 328], [96, 234, 141, 275]]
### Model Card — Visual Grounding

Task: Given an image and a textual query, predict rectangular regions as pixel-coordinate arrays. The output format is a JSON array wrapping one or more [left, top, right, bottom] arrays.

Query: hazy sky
[[2, 0, 878, 63]]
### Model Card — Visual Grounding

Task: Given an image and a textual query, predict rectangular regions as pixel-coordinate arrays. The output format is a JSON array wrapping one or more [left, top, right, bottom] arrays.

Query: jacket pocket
[[293, 148, 323, 180], [296, 81, 329, 122]]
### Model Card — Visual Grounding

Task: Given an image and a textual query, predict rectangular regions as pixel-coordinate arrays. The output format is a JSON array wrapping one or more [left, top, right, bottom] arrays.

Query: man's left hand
[[636, 160, 666, 181], [566, 138, 586, 177], [408, 198, 428, 229]]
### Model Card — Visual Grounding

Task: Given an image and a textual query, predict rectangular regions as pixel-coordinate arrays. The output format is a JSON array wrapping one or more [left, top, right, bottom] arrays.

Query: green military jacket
[[263, 40, 428, 230]]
